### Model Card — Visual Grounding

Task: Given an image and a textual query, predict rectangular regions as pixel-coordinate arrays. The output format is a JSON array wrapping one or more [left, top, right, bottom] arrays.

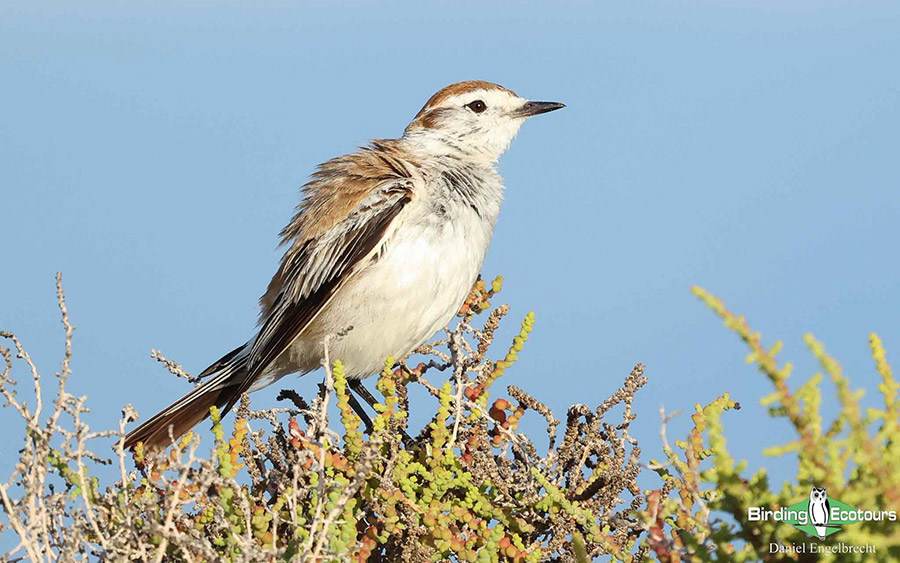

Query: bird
[[808, 487, 830, 540], [123, 80, 565, 452]]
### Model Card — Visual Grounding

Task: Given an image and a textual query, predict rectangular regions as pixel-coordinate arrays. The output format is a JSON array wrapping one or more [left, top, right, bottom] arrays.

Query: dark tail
[[123, 345, 249, 452]]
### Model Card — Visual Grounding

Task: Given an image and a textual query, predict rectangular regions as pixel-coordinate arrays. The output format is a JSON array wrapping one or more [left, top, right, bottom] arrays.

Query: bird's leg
[[344, 387, 375, 435], [348, 378, 414, 447], [348, 378, 380, 410], [321, 375, 375, 435]]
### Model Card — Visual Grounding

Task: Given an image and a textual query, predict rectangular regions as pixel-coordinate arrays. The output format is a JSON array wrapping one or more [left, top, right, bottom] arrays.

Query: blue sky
[[2, 0, 898, 539]]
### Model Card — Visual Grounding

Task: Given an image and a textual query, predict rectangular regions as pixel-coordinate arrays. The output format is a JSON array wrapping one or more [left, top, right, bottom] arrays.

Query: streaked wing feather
[[226, 184, 413, 410]]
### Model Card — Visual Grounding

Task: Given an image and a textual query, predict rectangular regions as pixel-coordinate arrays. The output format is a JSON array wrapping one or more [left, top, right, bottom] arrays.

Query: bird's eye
[[466, 100, 487, 113]]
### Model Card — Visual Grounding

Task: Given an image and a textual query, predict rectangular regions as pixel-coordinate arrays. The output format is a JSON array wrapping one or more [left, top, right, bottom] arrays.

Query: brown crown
[[414, 81, 517, 119]]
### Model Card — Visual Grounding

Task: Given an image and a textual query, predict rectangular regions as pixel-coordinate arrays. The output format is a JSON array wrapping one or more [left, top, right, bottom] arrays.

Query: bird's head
[[404, 80, 564, 163]]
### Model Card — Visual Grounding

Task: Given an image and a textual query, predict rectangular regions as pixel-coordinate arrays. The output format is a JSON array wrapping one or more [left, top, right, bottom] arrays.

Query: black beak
[[512, 101, 566, 118]]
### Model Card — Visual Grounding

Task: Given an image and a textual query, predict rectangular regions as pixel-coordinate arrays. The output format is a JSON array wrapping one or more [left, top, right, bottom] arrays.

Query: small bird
[[808, 487, 830, 540], [124, 81, 564, 451]]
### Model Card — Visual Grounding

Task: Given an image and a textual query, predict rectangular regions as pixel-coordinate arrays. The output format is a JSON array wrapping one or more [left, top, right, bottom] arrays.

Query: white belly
[[256, 197, 497, 387]]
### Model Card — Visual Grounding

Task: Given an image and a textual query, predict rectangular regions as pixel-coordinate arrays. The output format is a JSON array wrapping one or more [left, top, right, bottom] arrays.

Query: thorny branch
[[0, 275, 649, 562]]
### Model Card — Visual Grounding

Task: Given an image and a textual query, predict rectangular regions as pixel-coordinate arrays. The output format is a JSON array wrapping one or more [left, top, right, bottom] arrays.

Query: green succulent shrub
[[1, 275, 897, 561]]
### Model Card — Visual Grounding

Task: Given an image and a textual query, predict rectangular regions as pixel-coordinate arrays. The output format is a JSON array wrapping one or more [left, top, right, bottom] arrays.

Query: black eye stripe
[[466, 100, 487, 113]]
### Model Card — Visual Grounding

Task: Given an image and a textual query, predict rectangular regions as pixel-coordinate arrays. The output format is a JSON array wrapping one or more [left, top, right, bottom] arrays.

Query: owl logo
[[808, 487, 831, 540]]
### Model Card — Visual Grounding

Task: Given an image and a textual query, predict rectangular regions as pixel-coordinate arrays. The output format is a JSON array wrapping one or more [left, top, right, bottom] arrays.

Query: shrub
[[637, 288, 899, 562], [0, 276, 897, 561]]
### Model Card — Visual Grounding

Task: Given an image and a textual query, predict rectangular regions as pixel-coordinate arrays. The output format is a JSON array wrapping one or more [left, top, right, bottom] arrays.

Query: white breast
[[259, 165, 504, 385]]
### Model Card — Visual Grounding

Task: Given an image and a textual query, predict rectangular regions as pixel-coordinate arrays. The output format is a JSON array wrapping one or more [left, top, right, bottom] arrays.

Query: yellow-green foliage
[[639, 287, 900, 562], [2, 275, 899, 561], [0, 276, 647, 562], [120, 297, 646, 562]]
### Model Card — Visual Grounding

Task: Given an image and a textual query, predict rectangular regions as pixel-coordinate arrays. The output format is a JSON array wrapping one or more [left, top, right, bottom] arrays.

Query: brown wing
[[223, 181, 413, 412]]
